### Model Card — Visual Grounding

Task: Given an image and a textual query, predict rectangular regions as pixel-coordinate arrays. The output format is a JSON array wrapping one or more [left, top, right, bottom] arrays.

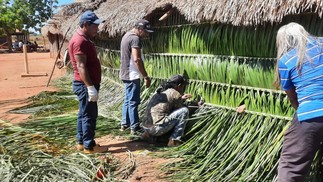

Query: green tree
[[0, 0, 57, 51]]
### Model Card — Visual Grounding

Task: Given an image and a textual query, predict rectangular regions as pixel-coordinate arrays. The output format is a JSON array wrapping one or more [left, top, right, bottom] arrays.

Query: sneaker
[[76, 144, 84, 151], [167, 139, 183, 147], [84, 145, 108, 154], [120, 125, 129, 131]]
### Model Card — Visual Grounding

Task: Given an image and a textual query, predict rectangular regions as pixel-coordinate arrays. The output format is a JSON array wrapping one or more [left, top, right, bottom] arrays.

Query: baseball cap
[[168, 74, 188, 85], [80, 10, 105, 25], [135, 19, 154, 33]]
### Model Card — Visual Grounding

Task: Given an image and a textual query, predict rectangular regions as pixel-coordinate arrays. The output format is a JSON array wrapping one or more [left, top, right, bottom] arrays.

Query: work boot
[[167, 139, 183, 147], [140, 131, 155, 143], [130, 127, 142, 135], [84, 144, 108, 154], [76, 144, 84, 151], [120, 125, 129, 131]]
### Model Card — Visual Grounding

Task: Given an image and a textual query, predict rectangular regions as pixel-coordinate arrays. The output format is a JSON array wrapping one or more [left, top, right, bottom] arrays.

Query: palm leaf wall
[[94, 12, 323, 181]]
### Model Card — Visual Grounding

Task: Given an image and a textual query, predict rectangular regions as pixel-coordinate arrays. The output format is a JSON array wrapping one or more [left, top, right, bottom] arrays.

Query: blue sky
[[53, 0, 74, 13], [57, 0, 74, 6]]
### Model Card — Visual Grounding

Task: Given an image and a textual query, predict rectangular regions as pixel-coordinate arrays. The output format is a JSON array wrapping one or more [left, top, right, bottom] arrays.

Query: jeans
[[278, 115, 323, 182], [73, 81, 100, 150], [146, 107, 189, 141], [122, 79, 141, 130]]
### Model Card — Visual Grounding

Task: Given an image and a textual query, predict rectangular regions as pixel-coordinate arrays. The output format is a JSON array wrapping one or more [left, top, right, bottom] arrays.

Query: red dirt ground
[[0, 52, 65, 123], [0, 52, 173, 182]]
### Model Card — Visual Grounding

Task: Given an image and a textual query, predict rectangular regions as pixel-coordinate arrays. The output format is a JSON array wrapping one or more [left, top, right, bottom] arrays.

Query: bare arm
[[75, 54, 93, 86], [132, 47, 148, 77], [132, 47, 151, 87], [285, 87, 298, 109], [181, 94, 192, 100]]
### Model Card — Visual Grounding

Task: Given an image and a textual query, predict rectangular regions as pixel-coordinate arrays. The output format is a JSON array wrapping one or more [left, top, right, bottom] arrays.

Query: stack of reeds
[[0, 120, 115, 181]]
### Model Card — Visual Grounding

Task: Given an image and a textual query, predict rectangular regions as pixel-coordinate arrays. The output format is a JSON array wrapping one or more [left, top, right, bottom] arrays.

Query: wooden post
[[21, 44, 48, 77], [23, 44, 29, 74]]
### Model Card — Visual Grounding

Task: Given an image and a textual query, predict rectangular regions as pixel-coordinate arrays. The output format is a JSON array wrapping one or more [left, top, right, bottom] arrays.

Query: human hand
[[236, 104, 246, 113], [87, 86, 98, 102], [198, 98, 205, 106], [145, 77, 151, 88], [182, 94, 192, 100]]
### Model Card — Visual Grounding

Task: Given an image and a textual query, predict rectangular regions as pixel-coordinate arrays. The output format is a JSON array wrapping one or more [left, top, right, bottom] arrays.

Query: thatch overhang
[[42, 0, 323, 39], [41, 1, 91, 37]]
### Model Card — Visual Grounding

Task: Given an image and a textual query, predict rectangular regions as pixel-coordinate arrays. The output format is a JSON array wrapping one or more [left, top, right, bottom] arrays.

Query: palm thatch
[[42, 0, 323, 39]]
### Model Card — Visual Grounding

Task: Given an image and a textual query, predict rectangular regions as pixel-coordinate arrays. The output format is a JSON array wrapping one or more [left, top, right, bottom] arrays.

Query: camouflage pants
[[147, 107, 189, 141]]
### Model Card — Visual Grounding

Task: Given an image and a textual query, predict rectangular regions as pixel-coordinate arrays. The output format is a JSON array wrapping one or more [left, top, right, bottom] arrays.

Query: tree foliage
[[0, 0, 58, 32], [0, 0, 57, 50]]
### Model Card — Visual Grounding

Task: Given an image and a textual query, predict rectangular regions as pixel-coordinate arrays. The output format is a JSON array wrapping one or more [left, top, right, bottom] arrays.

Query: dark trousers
[[73, 81, 100, 150], [278, 115, 323, 182]]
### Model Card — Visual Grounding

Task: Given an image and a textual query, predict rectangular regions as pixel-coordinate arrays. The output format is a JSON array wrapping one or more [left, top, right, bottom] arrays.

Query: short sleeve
[[130, 36, 141, 49], [278, 60, 293, 90], [73, 40, 87, 56]]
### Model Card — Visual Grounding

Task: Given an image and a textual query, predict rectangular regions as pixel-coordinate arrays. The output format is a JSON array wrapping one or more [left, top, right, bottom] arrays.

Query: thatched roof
[[41, 0, 323, 39]]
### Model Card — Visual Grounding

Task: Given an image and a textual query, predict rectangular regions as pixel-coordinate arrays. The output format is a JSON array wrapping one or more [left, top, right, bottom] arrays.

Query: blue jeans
[[122, 79, 141, 130], [146, 107, 189, 141], [73, 81, 100, 150]]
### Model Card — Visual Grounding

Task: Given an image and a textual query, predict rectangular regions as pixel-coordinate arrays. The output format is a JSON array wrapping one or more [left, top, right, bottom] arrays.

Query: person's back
[[18, 41, 23, 48], [143, 88, 182, 126], [141, 74, 192, 146], [279, 37, 323, 121], [276, 22, 323, 182]]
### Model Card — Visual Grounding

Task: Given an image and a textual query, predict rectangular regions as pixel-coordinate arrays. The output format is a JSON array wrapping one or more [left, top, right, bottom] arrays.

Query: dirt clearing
[[0, 52, 65, 123], [0, 52, 173, 182]]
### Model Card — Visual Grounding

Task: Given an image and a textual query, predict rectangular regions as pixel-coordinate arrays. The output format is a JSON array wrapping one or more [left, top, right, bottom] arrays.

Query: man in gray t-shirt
[[119, 19, 153, 134]]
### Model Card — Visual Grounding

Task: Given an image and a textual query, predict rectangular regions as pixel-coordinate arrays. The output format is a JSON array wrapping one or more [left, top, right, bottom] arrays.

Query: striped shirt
[[279, 37, 323, 121]]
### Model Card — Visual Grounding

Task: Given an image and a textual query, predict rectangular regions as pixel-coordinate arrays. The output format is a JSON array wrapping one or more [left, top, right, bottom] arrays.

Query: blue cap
[[79, 10, 105, 25]]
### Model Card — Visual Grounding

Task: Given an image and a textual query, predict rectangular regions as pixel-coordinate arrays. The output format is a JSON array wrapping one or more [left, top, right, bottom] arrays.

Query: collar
[[77, 29, 91, 41], [130, 29, 139, 37]]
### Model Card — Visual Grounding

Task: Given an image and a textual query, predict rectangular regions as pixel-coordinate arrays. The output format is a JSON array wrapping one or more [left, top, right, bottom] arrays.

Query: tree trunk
[[4, 27, 12, 52]]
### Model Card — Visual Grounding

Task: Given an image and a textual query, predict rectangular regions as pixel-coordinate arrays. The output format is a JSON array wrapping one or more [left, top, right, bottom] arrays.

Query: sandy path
[[0, 52, 65, 123]]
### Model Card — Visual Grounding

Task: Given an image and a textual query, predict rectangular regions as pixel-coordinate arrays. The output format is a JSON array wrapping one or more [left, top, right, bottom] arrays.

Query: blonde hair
[[274, 22, 310, 88]]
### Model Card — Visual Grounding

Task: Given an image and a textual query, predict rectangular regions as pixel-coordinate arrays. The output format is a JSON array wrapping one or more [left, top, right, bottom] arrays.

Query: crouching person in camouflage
[[141, 74, 192, 147]]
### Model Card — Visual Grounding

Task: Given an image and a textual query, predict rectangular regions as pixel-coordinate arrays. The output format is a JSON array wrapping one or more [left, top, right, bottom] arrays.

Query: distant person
[[119, 19, 154, 134], [141, 74, 193, 147], [68, 10, 107, 154], [18, 40, 23, 48], [275, 22, 323, 181], [13, 40, 19, 50]]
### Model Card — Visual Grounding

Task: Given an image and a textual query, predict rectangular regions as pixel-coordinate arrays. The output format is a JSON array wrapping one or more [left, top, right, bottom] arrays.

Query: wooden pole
[[23, 44, 29, 74], [21, 44, 47, 77], [46, 26, 71, 87]]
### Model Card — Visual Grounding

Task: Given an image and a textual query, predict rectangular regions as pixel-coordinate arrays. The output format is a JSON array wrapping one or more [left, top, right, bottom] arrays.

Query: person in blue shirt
[[275, 22, 323, 181]]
